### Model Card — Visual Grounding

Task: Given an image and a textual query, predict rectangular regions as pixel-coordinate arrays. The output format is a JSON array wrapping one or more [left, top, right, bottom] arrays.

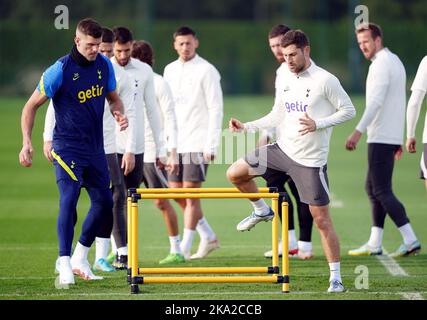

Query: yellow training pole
[[136, 187, 272, 194], [271, 197, 279, 268], [131, 200, 139, 279], [139, 266, 271, 274], [138, 193, 279, 200], [127, 196, 132, 276], [143, 275, 279, 284], [282, 201, 290, 293]]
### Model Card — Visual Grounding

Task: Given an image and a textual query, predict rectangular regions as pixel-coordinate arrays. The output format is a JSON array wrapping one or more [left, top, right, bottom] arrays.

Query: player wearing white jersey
[[43, 27, 136, 273], [131, 40, 186, 265], [228, 30, 355, 293], [164, 26, 223, 260], [111, 27, 166, 267], [406, 55, 427, 189], [261, 24, 314, 260], [346, 23, 421, 258]]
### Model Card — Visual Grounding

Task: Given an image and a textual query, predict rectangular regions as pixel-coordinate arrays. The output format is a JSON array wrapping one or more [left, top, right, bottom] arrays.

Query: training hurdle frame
[[126, 187, 289, 294]]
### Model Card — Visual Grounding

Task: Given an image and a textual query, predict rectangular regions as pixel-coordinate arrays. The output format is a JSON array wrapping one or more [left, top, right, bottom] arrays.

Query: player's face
[[282, 44, 309, 74], [174, 35, 198, 62], [114, 41, 132, 66], [357, 30, 380, 60], [269, 35, 285, 63], [75, 34, 101, 61], [99, 42, 114, 58]]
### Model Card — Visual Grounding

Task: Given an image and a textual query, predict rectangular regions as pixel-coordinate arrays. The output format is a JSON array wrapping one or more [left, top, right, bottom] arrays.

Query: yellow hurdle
[[127, 188, 289, 294], [143, 275, 279, 284]]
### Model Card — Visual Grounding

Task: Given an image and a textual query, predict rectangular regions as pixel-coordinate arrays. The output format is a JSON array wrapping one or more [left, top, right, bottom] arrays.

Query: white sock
[[196, 217, 216, 241], [71, 242, 89, 265], [250, 199, 270, 215], [110, 235, 117, 254], [169, 235, 182, 254], [117, 246, 128, 256], [398, 223, 418, 246], [180, 228, 195, 254], [95, 237, 110, 261], [367, 226, 383, 248], [59, 256, 71, 270], [298, 240, 312, 252], [288, 230, 297, 249], [329, 262, 341, 282]]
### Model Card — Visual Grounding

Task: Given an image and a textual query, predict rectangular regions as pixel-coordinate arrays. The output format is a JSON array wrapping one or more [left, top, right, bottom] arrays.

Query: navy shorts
[[51, 149, 110, 189]]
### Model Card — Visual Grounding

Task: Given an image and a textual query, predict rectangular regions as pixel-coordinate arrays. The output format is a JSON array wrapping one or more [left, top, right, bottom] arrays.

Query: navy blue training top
[[37, 50, 116, 155]]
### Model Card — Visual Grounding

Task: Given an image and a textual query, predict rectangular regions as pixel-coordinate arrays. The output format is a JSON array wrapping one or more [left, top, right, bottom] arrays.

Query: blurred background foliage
[[0, 0, 426, 95]]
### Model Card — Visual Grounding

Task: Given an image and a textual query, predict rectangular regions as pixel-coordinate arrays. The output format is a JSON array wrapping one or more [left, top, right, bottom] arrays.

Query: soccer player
[[131, 40, 184, 264], [163, 26, 222, 260], [346, 23, 421, 258], [19, 18, 128, 285], [261, 24, 314, 260], [111, 26, 166, 268], [43, 27, 136, 273], [406, 55, 427, 190], [228, 30, 355, 293]]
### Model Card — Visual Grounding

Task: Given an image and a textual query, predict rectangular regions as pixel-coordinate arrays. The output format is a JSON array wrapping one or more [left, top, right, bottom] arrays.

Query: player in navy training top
[[19, 18, 128, 285]]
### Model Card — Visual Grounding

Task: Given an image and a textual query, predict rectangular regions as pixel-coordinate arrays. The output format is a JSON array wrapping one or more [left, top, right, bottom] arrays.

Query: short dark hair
[[268, 24, 291, 39], [355, 22, 383, 40], [76, 18, 103, 38], [173, 26, 196, 40], [113, 26, 133, 44], [131, 40, 154, 66], [281, 29, 310, 49], [101, 27, 114, 43]]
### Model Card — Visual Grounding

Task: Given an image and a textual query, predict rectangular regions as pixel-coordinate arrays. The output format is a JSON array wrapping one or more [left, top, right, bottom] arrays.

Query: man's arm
[[406, 89, 426, 153], [19, 89, 49, 167], [106, 91, 128, 131]]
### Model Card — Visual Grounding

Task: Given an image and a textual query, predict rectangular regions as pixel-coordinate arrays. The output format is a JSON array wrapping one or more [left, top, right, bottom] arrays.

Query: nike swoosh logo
[[73, 75, 79, 81]]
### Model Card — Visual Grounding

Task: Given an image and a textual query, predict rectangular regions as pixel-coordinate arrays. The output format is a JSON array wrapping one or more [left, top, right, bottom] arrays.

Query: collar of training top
[[71, 45, 95, 67]]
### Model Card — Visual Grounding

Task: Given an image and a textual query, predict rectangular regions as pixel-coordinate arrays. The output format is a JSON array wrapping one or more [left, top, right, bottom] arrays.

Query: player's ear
[[304, 45, 310, 58], [74, 35, 80, 47], [194, 37, 199, 49]]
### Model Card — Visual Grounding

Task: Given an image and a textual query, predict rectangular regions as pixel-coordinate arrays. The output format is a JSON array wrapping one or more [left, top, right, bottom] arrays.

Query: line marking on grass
[[401, 292, 424, 300], [376, 249, 408, 276], [1, 290, 427, 298]]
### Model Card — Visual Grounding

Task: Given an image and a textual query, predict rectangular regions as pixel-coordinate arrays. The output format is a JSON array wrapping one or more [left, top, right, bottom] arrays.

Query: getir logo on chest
[[77, 85, 104, 103], [284, 101, 308, 113]]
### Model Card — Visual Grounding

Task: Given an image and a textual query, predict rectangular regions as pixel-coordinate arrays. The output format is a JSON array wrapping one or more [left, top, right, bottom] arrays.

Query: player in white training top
[[228, 30, 355, 293]]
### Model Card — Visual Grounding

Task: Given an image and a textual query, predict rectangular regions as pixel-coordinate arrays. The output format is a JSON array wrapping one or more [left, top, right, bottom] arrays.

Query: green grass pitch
[[0, 95, 426, 300]]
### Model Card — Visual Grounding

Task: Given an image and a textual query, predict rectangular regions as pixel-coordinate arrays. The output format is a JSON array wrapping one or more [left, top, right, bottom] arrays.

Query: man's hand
[[43, 141, 53, 162], [121, 152, 135, 176], [166, 152, 179, 176], [113, 111, 128, 131], [345, 130, 362, 151], [203, 152, 215, 163], [299, 113, 316, 136], [406, 137, 416, 153], [395, 145, 403, 160], [19, 143, 33, 167], [229, 118, 244, 132]]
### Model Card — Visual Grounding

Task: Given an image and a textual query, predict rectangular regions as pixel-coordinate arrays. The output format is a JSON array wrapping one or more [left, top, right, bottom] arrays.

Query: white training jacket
[[406, 55, 427, 142], [163, 54, 223, 155], [143, 73, 179, 163], [43, 64, 137, 155], [244, 62, 356, 167], [111, 57, 164, 155], [356, 48, 406, 145]]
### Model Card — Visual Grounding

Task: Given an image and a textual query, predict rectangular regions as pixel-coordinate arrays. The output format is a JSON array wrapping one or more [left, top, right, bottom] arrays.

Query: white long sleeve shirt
[[112, 57, 164, 155], [406, 55, 427, 142], [43, 64, 137, 155], [143, 73, 179, 163], [163, 54, 223, 155], [356, 48, 406, 145], [244, 63, 355, 167]]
